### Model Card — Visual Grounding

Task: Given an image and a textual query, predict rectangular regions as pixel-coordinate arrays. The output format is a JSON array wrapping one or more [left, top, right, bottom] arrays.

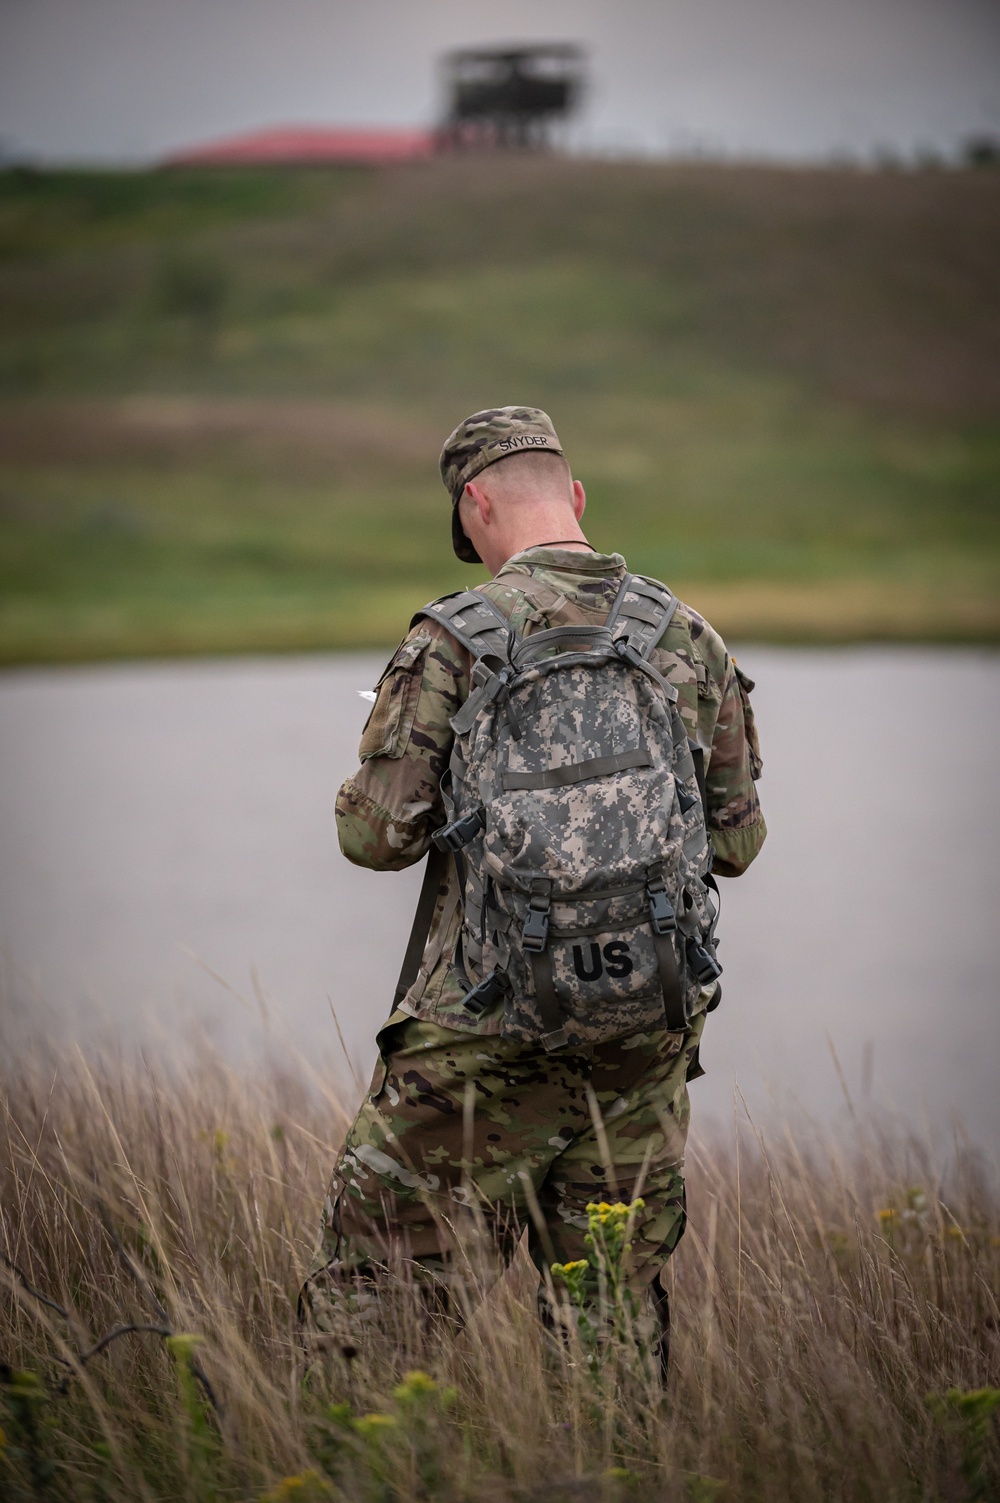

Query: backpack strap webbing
[[528, 947, 568, 1052], [392, 843, 449, 1007], [411, 590, 514, 663], [646, 861, 689, 1031], [607, 573, 679, 660]]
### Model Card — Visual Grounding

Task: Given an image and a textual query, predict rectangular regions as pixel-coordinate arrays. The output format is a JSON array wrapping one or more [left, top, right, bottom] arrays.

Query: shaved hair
[[478, 449, 572, 504]]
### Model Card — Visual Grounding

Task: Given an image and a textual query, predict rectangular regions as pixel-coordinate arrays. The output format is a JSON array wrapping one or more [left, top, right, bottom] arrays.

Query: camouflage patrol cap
[[440, 406, 564, 564]]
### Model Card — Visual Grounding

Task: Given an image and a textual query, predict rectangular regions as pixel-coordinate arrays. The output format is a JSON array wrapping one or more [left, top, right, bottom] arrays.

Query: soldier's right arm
[[335, 622, 471, 871]]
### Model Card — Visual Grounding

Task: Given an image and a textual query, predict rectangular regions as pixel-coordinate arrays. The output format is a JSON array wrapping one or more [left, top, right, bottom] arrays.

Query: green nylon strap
[[652, 926, 688, 1031], [511, 623, 612, 664], [502, 748, 651, 792], [690, 744, 708, 815], [617, 597, 666, 627], [393, 843, 449, 1008], [526, 947, 569, 1051]]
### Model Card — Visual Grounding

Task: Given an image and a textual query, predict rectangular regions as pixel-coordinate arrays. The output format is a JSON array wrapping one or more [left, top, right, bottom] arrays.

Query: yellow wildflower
[[393, 1369, 438, 1401], [259, 1470, 332, 1502], [353, 1412, 398, 1437]]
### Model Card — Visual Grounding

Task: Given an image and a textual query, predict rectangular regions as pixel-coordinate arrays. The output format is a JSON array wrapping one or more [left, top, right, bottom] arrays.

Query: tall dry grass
[[1, 1028, 998, 1502]]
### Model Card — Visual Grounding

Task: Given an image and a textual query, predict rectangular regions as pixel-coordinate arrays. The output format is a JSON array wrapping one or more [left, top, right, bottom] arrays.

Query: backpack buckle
[[432, 806, 486, 853], [686, 937, 722, 985], [462, 967, 510, 1016], [676, 781, 699, 815], [646, 868, 676, 935], [522, 880, 552, 952], [613, 637, 644, 670]]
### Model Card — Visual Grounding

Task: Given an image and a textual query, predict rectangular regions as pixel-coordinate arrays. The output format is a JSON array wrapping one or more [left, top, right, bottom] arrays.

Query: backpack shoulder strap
[[606, 573, 679, 661], [412, 589, 515, 664], [413, 590, 520, 736]]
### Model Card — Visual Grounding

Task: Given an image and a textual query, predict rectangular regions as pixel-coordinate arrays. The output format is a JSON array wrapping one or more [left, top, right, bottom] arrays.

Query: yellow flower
[[353, 1412, 398, 1437], [393, 1369, 438, 1400], [259, 1470, 332, 1502]]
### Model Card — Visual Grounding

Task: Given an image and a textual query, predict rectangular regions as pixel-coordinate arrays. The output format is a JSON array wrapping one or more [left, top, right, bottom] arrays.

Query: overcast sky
[[2, 0, 999, 165]]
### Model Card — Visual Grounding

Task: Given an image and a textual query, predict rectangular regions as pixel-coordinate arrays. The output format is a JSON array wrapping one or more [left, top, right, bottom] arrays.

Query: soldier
[[301, 407, 765, 1368]]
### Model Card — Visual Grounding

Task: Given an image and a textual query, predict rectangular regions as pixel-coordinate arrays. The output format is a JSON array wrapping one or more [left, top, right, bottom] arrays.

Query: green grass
[[1, 158, 998, 660]]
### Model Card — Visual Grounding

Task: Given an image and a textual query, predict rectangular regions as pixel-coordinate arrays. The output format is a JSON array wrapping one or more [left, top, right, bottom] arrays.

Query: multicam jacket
[[336, 546, 766, 1034]]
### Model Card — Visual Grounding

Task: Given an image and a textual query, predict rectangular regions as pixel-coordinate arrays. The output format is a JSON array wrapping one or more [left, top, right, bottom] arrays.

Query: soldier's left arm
[[658, 605, 766, 878], [692, 618, 766, 878]]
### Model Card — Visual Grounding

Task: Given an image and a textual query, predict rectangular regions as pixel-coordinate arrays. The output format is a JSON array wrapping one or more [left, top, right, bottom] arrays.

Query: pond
[[1, 647, 997, 1145]]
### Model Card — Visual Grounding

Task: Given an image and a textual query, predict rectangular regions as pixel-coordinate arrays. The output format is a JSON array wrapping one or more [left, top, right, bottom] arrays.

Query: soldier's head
[[440, 406, 588, 574]]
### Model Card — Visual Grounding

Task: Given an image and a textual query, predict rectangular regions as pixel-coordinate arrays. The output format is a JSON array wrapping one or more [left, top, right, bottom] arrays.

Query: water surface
[[1, 648, 997, 1143]]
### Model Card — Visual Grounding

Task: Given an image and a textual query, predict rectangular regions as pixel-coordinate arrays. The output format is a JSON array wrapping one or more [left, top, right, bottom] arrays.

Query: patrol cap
[[439, 406, 564, 564]]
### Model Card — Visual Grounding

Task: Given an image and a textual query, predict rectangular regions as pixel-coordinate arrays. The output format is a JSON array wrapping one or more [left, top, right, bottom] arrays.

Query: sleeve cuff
[[710, 817, 767, 878], [335, 779, 431, 871]]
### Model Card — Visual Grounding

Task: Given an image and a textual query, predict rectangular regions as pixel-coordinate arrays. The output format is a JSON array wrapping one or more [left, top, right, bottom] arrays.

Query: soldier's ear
[[572, 479, 586, 522], [465, 481, 492, 527]]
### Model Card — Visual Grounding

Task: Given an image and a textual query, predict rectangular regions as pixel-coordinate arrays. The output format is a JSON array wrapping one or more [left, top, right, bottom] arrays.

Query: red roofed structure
[[165, 126, 435, 168]]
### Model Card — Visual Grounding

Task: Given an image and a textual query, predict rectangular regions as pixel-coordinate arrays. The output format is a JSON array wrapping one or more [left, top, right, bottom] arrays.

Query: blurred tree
[[962, 135, 1000, 168]]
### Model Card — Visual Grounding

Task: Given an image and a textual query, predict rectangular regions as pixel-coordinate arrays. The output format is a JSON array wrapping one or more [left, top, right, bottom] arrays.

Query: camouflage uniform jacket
[[336, 546, 766, 1034]]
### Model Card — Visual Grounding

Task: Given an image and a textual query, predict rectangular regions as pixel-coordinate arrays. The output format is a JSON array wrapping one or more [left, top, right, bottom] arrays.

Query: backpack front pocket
[[497, 885, 685, 1045]]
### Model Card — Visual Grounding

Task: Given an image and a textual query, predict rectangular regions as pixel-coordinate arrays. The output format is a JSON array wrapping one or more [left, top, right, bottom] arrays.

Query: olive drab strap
[[393, 843, 449, 1007], [520, 878, 568, 1050], [607, 573, 680, 660], [645, 861, 687, 1031]]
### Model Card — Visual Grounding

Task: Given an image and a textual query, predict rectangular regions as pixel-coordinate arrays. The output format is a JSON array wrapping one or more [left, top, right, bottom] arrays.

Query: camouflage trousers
[[301, 1006, 706, 1338]]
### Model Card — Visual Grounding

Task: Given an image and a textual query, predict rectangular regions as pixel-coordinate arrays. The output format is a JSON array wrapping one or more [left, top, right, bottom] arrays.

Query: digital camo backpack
[[409, 573, 722, 1051]]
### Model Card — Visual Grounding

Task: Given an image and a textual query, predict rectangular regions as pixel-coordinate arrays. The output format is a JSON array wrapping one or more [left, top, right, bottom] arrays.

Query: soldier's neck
[[487, 529, 593, 576]]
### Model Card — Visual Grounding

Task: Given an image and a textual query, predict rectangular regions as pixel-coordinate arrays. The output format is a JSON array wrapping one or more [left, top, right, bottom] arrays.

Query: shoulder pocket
[[694, 655, 720, 706], [359, 632, 431, 760], [733, 662, 763, 780]]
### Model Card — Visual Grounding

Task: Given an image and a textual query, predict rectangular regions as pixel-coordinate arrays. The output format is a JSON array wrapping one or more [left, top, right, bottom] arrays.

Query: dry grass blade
[[1, 1025, 997, 1501]]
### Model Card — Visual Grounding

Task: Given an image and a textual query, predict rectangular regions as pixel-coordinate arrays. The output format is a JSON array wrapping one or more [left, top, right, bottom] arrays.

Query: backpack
[[401, 572, 722, 1051]]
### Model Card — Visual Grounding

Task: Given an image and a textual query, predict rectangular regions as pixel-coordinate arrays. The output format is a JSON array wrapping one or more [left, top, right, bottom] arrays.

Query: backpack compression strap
[[606, 573, 680, 659], [608, 574, 692, 1032]]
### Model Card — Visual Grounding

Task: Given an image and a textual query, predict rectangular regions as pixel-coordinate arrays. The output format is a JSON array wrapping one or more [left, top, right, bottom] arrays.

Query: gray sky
[[2, 0, 999, 165]]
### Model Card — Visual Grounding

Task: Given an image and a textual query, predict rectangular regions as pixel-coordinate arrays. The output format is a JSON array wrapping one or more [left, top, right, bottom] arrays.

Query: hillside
[[1, 156, 997, 660]]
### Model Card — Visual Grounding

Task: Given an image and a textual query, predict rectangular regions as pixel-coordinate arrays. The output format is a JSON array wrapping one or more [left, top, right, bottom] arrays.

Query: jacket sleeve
[[335, 621, 471, 871], [692, 617, 766, 878]]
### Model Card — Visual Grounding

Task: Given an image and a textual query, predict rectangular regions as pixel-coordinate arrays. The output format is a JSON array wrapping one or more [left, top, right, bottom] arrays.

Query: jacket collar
[[501, 545, 627, 575]]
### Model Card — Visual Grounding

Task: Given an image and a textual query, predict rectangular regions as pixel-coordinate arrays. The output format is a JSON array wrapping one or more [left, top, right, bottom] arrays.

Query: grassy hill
[[1, 156, 998, 661]]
